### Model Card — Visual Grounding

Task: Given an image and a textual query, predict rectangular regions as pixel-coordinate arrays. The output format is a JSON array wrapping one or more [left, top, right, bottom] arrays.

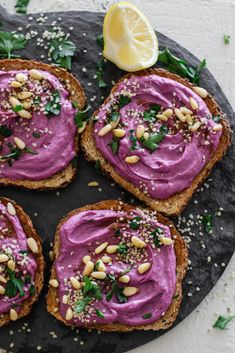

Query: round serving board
[[0, 7, 234, 353]]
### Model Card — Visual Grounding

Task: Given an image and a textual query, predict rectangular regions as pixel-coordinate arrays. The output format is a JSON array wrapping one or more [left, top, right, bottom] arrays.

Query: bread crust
[[81, 68, 232, 215], [0, 59, 86, 190], [47, 200, 188, 332], [0, 197, 45, 327]]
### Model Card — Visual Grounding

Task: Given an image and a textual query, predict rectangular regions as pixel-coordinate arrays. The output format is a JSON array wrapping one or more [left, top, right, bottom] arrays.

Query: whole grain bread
[[0, 197, 45, 327], [81, 68, 232, 216], [0, 59, 86, 190], [47, 200, 188, 332]]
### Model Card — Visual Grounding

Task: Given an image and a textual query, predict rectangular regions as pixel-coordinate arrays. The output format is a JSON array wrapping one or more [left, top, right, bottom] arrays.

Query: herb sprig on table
[[15, 0, 30, 14], [74, 104, 91, 128], [158, 48, 206, 85], [48, 34, 76, 70], [223, 34, 230, 45], [213, 315, 235, 330], [96, 59, 107, 88], [0, 31, 27, 59]]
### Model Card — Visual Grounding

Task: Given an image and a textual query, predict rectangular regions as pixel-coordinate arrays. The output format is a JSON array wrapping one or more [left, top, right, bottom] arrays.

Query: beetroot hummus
[[0, 202, 37, 316], [0, 69, 76, 180], [93, 74, 222, 199], [54, 207, 176, 326]]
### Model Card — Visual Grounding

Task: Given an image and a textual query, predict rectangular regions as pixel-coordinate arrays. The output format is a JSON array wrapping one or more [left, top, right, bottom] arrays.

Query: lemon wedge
[[103, 1, 158, 72]]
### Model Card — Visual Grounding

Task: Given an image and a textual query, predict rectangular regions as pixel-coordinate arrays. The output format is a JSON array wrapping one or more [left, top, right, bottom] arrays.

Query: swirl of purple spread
[[55, 208, 176, 326], [0, 202, 37, 315], [94, 74, 222, 199], [0, 69, 76, 180]]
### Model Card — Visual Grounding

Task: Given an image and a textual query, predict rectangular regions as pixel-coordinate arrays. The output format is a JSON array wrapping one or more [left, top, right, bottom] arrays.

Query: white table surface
[[0, 1, 235, 353]]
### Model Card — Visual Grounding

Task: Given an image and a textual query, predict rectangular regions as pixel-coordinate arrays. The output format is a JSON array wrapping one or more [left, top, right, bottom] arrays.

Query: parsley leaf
[[150, 227, 163, 248], [94, 261, 101, 271], [212, 115, 221, 123], [110, 136, 119, 154], [96, 59, 107, 88], [75, 297, 91, 314], [96, 309, 105, 318], [0, 125, 12, 137], [5, 269, 25, 298], [109, 111, 120, 122], [213, 315, 235, 330], [48, 36, 76, 70], [0, 31, 27, 59], [158, 48, 206, 85], [44, 90, 61, 116], [130, 216, 141, 230], [1, 142, 37, 166], [143, 105, 161, 123], [12, 104, 23, 113], [118, 95, 131, 109], [29, 284, 35, 296], [74, 105, 91, 128], [32, 132, 41, 138], [106, 274, 128, 304], [129, 130, 138, 150], [15, 0, 30, 14], [141, 125, 168, 152], [202, 213, 213, 233], [118, 243, 128, 254], [143, 313, 152, 319], [223, 34, 230, 45], [96, 34, 104, 49], [82, 276, 102, 300]]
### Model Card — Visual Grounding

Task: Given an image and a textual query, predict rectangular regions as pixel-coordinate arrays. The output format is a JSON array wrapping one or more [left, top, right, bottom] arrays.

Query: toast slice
[[0, 59, 86, 190], [47, 200, 188, 332], [81, 68, 232, 215], [0, 197, 45, 327]]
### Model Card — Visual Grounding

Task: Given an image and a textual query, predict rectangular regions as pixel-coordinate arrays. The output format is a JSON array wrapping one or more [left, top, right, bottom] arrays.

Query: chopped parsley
[[75, 296, 92, 314], [212, 115, 221, 123], [106, 274, 128, 304], [12, 104, 23, 113], [33, 96, 41, 106], [75, 276, 102, 314], [118, 243, 128, 254], [32, 132, 41, 138], [213, 315, 235, 330], [143, 104, 161, 123], [130, 216, 141, 230], [5, 269, 33, 298], [44, 90, 61, 116], [1, 142, 37, 166], [114, 229, 121, 237], [15, 0, 30, 14], [74, 105, 91, 128], [129, 129, 138, 150], [223, 34, 230, 45], [29, 284, 35, 296], [95, 309, 105, 318], [0, 31, 27, 59], [158, 48, 206, 85], [118, 95, 131, 109], [96, 59, 107, 88], [96, 34, 104, 49], [110, 136, 119, 154], [202, 213, 213, 233], [48, 35, 76, 70], [143, 313, 152, 319], [0, 125, 12, 137], [150, 227, 163, 248], [141, 125, 168, 152], [109, 111, 120, 123], [94, 261, 101, 271]]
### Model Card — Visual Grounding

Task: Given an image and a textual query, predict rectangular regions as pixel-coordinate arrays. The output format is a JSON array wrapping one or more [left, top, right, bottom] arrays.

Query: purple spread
[[0, 202, 37, 316], [0, 69, 76, 180], [94, 74, 222, 199], [55, 208, 176, 326]]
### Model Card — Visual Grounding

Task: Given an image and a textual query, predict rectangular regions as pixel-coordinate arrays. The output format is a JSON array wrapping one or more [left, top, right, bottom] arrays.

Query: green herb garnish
[[106, 274, 128, 304], [95, 309, 105, 318], [130, 216, 141, 230], [118, 95, 131, 109], [143, 313, 152, 319], [0, 125, 12, 137], [96, 34, 104, 49], [143, 104, 161, 123], [129, 130, 138, 150], [118, 243, 128, 254], [213, 315, 235, 330], [173, 293, 179, 300], [75, 297, 92, 314], [44, 90, 61, 116], [0, 31, 27, 59], [109, 111, 120, 122], [150, 227, 163, 248], [5, 269, 24, 298], [202, 213, 213, 233], [12, 104, 23, 113], [114, 229, 121, 237], [1, 142, 37, 166], [223, 35, 230, 45], [120, 266, 133, 276], [32, 132, 41, 138], [158, 48, 206, 85], [82, 276, 102, 300], [141, 125, 168, 152], [15, 0, 30, 14], [94, 261, 101, 271], [33, 96, 41, 106], [29, 284, 35, 296], [110, 137, 119, 154], [212, 115, 221, 123], [96, 59, 107, 88], [49, 36, 76, 70], [74, 105, 91, 128]]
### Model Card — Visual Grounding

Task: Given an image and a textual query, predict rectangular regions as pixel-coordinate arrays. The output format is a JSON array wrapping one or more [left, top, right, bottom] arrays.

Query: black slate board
[[0, 6, 234, 353]]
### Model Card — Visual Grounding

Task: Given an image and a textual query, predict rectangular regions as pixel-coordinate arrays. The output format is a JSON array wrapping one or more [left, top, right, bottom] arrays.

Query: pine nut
[[10, 308, 18, 321], [7, 260, 16, 271], [18, 91, 32, 100], [95, 241, 108, 255], [70, 277, 81, 290], [97, 260, 106, 272], [193, 86, 208, 98], [136, 125, 145, 139], [7, 202, 16, 216], [90, 271, 106, 280], [156, 114, 168, 122], [162, 108, 173, 118], [110, 118, 120, 129], [15, 73, 27, 83], [10, 81, 22, 88], [180, 107, 193, 115], [189, 97, 199, 110], [0, 254, 9, 263], [175, 108, 186, 122], [125, 155, 139, 164], [138, 262, 151, 274], [101, 255, 111, 264], [189, 121, 201, 132], [213, 124, 223, 131], [49, 279, 59, 288], [62, 295, 69, 304], [185, 114, 193, 126], [0, 275, 7, 283], [23, 101, 32, 110], [29, 69, 43, 80], [77, 121, 87, 134], [118, 275, 130, 283], [9, 96, 21, 107], [27, 237, 38, 254], [106, 245, 119, 254], [83, 260, 94, 275], [123, 286, 139, 297], [65, 307, 73, 321], [98, 124, 112, 136], [131, 236, 146, 249], [83, 255, 91, 264], [0, 285, 5, 295], [160, 237, 173, 245], [49, 250, 54, 261], [14, 137, 25, 150], [143, 132, 149, 140], [18, 109, 32, 119], [112, 128, 126, 138]]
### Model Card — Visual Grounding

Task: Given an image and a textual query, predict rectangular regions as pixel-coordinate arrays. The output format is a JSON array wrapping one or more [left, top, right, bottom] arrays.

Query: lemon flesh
[[103, 1, 158, 72]]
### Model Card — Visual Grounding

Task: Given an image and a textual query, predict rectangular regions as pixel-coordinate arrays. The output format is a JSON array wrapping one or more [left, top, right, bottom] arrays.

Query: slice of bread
[[47, 200, 188, 332], [0, 197, 45, 327], [81, 68, 232, 216], [0, 59, 86, 190]]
